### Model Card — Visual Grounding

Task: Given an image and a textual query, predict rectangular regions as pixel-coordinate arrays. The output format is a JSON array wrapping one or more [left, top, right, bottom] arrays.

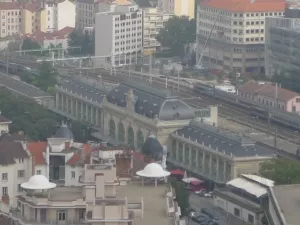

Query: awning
[[169, 169, 184, 176], [182, 177, 203, 186]]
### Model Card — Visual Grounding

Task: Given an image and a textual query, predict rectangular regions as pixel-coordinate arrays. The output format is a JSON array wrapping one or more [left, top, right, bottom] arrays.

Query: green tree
[[272, 70, 300, 93], [156, 16, 196, 58], [172, 181, 190, 216], [68, 30, 94, 55], [259, 158, 300, 185], [22, 38, 41, 55], [33, 61, 58, 92]]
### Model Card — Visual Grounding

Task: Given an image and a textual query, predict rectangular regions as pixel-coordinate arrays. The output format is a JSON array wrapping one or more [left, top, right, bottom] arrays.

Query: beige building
[[158, 0, 195, 19], [167, 120, 274, 185], [143, 8, 174, 53], [196, 0, 285, 73]]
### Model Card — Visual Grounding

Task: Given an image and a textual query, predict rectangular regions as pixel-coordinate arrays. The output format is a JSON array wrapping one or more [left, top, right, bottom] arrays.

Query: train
[[193, 83, 300, 131], [0, 60, 32, 74]]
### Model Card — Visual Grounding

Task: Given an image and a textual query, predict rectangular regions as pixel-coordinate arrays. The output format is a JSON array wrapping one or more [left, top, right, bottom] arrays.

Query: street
[[188, 193, 245, 225]]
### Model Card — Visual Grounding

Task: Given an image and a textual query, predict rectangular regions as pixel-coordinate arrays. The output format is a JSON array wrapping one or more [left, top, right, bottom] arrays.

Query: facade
[[22, 4, 47, 34], [238, 80, 300, 112], [0, 74, 54, 108], [143, 8, 174, 53], [75, 0, 95, 31], [45, 0, 76, 32], [0, 114, 11, 134], [196, 0, 285, 73], [94, 0, 143, 67], [0, 142, 32, 210], [157, 0, 195, 19], [167, 120, 274, 185], [213, 174, 274, 225], [267, 184, 300, 225], [265, 7, 300, 77]]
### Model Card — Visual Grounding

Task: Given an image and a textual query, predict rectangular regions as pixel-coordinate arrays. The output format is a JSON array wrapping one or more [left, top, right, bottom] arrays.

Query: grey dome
[[54, 124, 74, 139], [142, 135, 163, 161]]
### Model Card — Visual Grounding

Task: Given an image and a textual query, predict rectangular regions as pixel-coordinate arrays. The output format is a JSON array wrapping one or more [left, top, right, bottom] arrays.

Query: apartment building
[[94, 0, 143, 67], [158, 0, 195, 19], [75, 0, 95, 32], [143, 7, 173, 53], [0, 2, 46, 38], [265, 6, 300, 78], [196, 0, 285, 74], [45, 0, 75, 32], [0, 114, 11, 134]]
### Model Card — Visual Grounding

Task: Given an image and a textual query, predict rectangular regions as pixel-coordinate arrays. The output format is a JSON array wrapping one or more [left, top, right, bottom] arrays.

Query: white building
[[76, 0, 95, 32], [45, 0, 76, 32], [0, 142, 32, 212], [214, 174, 274, 225], [0, 114, 11, 134], [94, 0, 143, 67], [196, 0, 285, 74]]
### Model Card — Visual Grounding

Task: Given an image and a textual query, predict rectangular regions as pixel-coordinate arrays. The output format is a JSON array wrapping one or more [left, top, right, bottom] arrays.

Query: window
[[36, 170, 41, 175], [18, 170, 24, 178], [58, 210, 66, 221], [71, 171, 75, 179], [17, 184, 22, 192], [248, 214, 254, 223], [19, 158, 24, 163], [2, 173, 7, 181], [234, 208, 240, 217], [2, 187, 7, 195], [79, 209, 85, 220]]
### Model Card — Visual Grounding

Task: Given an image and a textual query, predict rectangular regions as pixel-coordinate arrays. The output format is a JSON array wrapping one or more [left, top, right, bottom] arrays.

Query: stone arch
[[127, 126, 134, 148], [136, 130, 144, 150], [118, 122, 125, 143], [109, 118, 116, 139]]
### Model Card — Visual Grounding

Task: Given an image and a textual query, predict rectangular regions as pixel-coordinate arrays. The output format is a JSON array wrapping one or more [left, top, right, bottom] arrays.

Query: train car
[[249, 106, 268, 120], [270, 108, 300, 131], [193, 83, 214, 96]]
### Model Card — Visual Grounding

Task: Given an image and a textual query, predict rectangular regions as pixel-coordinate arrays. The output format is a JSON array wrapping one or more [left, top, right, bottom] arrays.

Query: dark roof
[[0, 114, 11, 123], [0, 74, 52, 98], [0, 133, 27, 142], [0, 142, 29, 165], [106, 80, 194, 120], [173, 120, 273, 158], [53, 124, 74, 139], [142, 135, 163, 160], [58, 79, 108, 104]]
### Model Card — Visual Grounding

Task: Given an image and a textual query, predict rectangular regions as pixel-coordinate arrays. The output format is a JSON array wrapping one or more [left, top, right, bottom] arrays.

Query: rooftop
[[0, 114, 11, 123], [24, 26, 74, 42], [116, 180, 173, 225], [0, 142, 29, 165], [200, 0, 286, 12], [0, 74, 52, 98], [106, 79, 195, 120], [271, 184, 300, 225], [173, 120, 274, 158]]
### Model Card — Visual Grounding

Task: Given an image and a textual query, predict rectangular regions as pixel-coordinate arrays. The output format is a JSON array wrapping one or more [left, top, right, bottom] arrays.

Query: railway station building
[[167, 120, 275, 186]]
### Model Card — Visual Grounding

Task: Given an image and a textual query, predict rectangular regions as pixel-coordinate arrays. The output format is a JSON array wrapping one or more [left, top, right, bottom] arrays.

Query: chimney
[[80, 148, 86, 165], [65, 141, 70, 150]]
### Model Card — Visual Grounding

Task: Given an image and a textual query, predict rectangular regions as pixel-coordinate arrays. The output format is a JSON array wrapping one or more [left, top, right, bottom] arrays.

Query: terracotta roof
[[0, 115, 11, 123], [26, 142, 47, 165], [0, 2, 41, 12], [200, 0, 286, 12], [0, 142, 29, 165], [67, 144, 92, 166], [52, 26, 74, 37], [25, 26, 74, 42], [239, 81, 299, 102]]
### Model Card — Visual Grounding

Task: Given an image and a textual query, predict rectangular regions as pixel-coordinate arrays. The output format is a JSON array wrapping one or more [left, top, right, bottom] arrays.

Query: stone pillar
[[209, 155, 212, 177], [91, 106, 94, 124], [189, 147, 192, 167], [55, 92, 59, 109], [216, 157, 220, 181], [80, 102, 84, 120], [65, 96, 69, 113], [75, 100, 78, 119], [175, 141, 179, 161], [85, 104, 88, 122], [182, 143, 185, 164], [223, 161, 227, 182], [202, 152, 206, 174], [196, 150, 199, 169], [71, 99, 74, 117]]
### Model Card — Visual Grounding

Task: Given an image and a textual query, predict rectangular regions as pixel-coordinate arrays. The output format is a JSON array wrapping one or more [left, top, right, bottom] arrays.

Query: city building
[[167, 120, 274, 186], [143, 8, 174, 53], [0, 114, 11, 134], [54, 77, 218, 149], [238, 80, 300, 112], [75, 0, 96, 32], [213, 174, 274, 225], [196, 0, 285, 74], [26, 124, 94, 186], [267, 184, 300, 225], [265, 6, 300, 78], [0, 74, 54, 108], [0, 1, 47, 37], [157, 0, 195, 19], [94, 0, 143, 67], [0, 142, 32, 211], [45, 0, 76, 32]]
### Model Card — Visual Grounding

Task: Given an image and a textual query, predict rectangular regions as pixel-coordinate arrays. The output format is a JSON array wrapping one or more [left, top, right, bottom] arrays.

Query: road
[[188, 193, 245, 225]]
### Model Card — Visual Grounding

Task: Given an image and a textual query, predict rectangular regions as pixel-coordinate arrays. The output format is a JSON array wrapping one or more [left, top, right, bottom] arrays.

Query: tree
[[171, 180, 190, 216], [259, 158, 300, 185], [68, 30, 94, 55], [272, 70, 300, 93], [22, 38, 41, 52], [156, 16, 196, 58]]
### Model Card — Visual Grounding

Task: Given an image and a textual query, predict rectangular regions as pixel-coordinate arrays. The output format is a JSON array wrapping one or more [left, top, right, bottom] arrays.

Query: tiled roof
[[0, 142, 29, 165], [0, 2, 42, 12], [0, 115, 11, 123], [0, 133, 27, 142], [26, 142, 47, 165], [200, 0, 285, 12], [24, 26, 74, 42], [66, 144, 92, 165], [239, 81, 299, 101]]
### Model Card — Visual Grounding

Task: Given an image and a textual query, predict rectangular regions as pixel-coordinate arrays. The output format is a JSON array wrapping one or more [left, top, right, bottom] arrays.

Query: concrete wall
[[65, 165, 82, 186]]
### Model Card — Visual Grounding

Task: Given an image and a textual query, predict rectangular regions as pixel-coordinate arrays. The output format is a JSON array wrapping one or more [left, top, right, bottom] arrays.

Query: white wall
[[65, 165, 83, 186], [0, 123, 9, 133], [34, 165, 47, 177], [214, 195, 260, 225], [46, 3, 55, 32], [43, 38, 68, 49], [57, 0, 76, 30]]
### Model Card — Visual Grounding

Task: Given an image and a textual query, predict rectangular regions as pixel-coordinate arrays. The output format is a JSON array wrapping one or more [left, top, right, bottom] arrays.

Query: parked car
[[204, 192, 213, 198], [191, 215, 208, 224], [194, 189, 207, 196], [201, 208, 219, 220]]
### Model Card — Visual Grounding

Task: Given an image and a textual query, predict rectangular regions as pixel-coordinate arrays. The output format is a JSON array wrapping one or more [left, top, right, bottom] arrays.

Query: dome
[[21, 175, 57, 190], [136, 163, 171, 178], [54, 124, 74, 139], [142, 135, 163, 160]]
